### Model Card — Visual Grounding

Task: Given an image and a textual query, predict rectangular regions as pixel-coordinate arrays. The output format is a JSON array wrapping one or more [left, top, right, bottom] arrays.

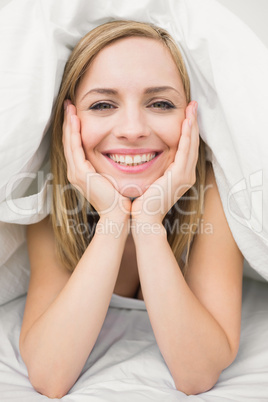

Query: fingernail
[[188, 118, 192, 128]]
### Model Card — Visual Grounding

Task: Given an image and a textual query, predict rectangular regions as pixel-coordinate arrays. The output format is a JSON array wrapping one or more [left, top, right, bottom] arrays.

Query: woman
[[19, 20, 243, 398]]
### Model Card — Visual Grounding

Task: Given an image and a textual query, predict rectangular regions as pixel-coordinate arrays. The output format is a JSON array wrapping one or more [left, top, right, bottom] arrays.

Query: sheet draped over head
[[0, 0, 267, 304]]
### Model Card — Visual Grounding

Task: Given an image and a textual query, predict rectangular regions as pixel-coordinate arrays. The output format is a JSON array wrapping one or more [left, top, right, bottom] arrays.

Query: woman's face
[[75, 37, 187, 197]]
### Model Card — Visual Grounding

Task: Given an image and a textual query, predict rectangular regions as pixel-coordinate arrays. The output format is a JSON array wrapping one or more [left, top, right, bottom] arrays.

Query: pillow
[[0, 0, 268, 305], [0, 222, 29, 305]]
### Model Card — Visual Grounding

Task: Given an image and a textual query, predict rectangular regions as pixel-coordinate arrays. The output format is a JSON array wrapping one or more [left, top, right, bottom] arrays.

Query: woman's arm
[[132, 165, 243, 395], [20, 102, 131, 399], [20, 214, 129, 399]]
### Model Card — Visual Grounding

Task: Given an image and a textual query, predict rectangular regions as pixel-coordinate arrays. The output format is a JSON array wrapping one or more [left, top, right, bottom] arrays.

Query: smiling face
[[75, 36, 187, 197]]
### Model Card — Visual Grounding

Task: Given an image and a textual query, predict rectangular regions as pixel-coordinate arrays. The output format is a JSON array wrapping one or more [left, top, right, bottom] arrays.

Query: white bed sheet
[[1, 1, 268, 400], [1, 0, 268, 287], [0, 277, 267, 402]]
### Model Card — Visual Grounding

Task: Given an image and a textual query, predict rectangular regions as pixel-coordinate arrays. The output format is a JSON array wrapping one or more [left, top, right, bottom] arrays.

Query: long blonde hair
[[51, 20, 206, 274]]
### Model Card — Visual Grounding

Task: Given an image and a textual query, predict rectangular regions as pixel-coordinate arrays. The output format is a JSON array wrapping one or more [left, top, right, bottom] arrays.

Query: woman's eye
[[150, 101, 174, 110], [89, 102, 115, 111]]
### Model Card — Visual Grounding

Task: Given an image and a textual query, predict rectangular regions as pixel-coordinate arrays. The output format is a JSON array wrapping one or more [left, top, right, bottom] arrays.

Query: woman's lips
[[103, 149, 162, 173]]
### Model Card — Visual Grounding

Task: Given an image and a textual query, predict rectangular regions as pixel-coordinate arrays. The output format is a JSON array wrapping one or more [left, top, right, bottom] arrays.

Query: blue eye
[[89, 102, 115, 111], [150, 101, 175, 110]]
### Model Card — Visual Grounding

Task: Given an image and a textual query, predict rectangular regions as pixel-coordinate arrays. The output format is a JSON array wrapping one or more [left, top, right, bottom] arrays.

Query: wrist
[[131, 219, 167, 241], [97, 214, 130, 239], [99, 195, 131, 222]]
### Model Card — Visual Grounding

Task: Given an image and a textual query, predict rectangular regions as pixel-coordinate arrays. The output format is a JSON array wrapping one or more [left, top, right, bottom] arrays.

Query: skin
[[19, 37, 243, 398], [74, 37, 191, 200]]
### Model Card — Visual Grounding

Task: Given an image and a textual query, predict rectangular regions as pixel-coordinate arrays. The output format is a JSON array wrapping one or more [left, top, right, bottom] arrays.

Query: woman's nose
[[113, 107, 150, 142]]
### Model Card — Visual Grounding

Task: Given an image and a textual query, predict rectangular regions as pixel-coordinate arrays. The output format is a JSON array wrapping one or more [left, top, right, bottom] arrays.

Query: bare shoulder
[[20, 217, 71, 345], [26, 216, 71, 284], [185, 162, 244, 357], [187, 161, 243, 278], [27, 216, 60, 262]]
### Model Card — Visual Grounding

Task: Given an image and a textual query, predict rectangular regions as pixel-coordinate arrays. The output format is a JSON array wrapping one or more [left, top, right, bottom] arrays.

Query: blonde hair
[[51, 20, 206, 274]]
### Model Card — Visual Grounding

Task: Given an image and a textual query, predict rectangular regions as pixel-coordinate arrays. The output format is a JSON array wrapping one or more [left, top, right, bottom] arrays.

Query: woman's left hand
[[131, 101, 199, 228]]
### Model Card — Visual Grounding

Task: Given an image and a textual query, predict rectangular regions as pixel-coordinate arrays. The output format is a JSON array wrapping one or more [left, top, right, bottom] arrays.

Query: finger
[[62, 100, 75, 147], [62, 99, 72, 143], [64, 99, 71, 111], [171, 114, 198, 189], [70, 114, 95, 174], [175, 101, 197, 162], [186, 100, 197, 119], [173, 117, 191, 170], [62, 103, 76, 174], [184, 103, 200, 174]]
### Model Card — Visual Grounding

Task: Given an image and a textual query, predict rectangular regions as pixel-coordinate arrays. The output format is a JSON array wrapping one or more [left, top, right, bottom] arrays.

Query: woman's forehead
[[91, 36, 175, 71], [76, 37, 185, 98]]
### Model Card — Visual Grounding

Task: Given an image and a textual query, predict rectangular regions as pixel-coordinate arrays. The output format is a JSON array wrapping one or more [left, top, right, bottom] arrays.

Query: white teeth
[[141, 154, 147, 162], [133, 155, 142, 164], [109, 153, 156, 166], [125, 155, 133, 165]]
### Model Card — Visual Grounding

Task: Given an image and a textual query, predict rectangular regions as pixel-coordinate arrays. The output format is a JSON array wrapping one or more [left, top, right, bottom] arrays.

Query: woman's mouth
[[108, 152, 156, 166], [103, 150, 162, 173]]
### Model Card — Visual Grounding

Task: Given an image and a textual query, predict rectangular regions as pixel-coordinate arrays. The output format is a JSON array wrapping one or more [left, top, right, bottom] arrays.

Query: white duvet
[[1, 0, 268, 400], [0, 277, 268, 401], [0, 0, 268, 296]]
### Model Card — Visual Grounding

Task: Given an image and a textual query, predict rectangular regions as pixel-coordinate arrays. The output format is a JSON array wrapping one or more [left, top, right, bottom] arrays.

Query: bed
[[0, 276, 268, 402], [0, 0, 268, 400]]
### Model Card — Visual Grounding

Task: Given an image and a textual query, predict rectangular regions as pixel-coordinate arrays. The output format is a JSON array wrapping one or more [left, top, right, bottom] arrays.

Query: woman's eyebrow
[[144, 86, 182, 96], [80, 88, 118, 101], [80, 86, 183, 102]]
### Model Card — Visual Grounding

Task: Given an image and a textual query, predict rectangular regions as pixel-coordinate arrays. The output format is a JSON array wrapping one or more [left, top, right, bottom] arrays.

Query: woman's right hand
[[62, 101, 131, 221]]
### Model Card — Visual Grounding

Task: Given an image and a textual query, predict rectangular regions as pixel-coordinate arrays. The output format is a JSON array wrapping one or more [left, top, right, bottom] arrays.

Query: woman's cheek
[[163, 126, 182, 151], [80, 120, 99, 156]]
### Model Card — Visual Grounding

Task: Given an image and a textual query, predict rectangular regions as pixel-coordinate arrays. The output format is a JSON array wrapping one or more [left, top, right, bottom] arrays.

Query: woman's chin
[[109, 177, 158, 198], [120, 187, 145, 199], [117, 183, 148, 199]]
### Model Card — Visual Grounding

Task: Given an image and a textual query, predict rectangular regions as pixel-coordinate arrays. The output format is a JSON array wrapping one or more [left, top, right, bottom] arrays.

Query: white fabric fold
[[0, 0, 267, 306]]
